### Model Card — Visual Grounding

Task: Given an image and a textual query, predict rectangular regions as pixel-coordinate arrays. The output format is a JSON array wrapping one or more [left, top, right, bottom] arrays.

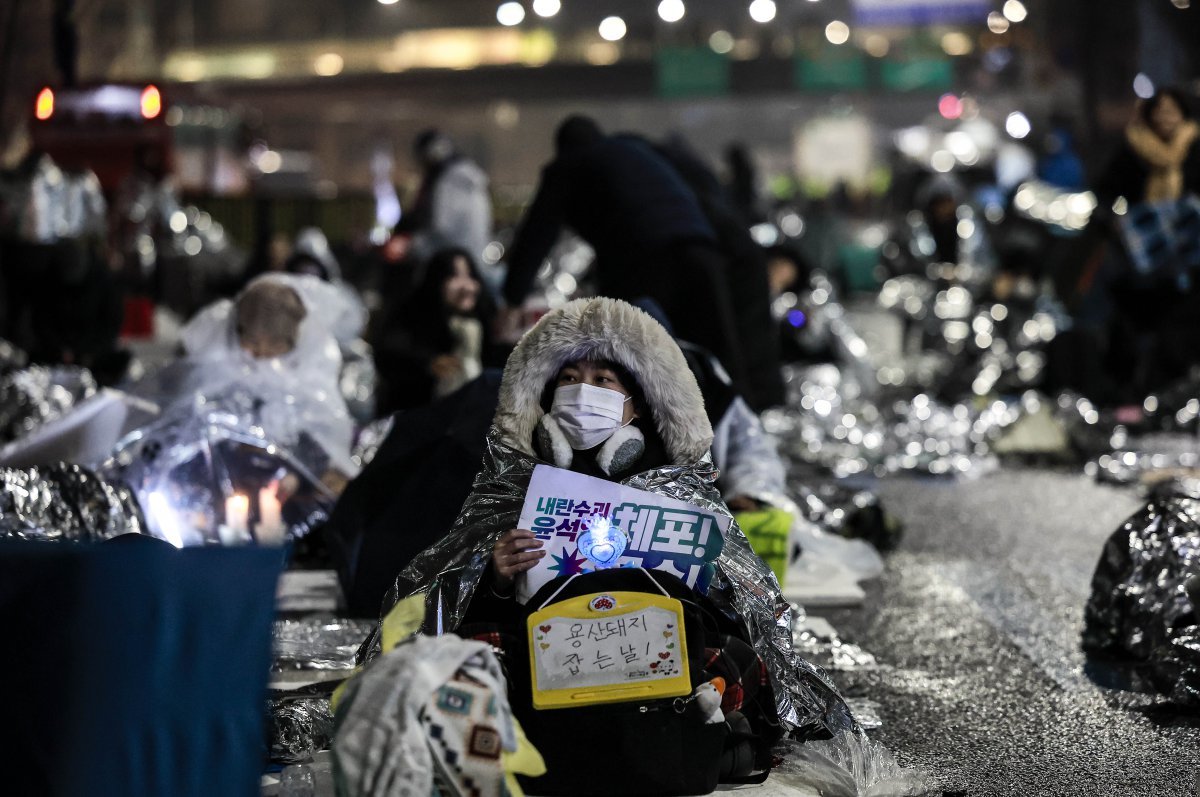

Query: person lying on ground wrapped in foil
[[371, 297, 854, 740]]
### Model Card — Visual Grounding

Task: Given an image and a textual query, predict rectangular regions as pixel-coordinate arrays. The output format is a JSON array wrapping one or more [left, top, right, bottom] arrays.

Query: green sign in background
[[794, 51, 869, 90], [880, 57, 954, 91], [656, 47, 730, 98]]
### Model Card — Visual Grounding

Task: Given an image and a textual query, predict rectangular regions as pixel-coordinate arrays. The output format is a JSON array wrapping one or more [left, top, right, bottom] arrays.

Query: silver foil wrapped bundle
[[1068, 370, 1200, 484], [0, 463, 146, 541], [0, 338, 26, 369], [268, 694, 335, 765], [0, 366, 97, 444], [765, 365, 1019, 478], [1089, 442, 1200, 486], [877, 271, 1059, 399], [340, 351, 378, 426], [273, 618, 376, 672], [98, 390, 336, 547], [1083, 481, 1200, 706], [792, 621, 879, 673], [350, 416, 394, 471], [1152, 624, 1200, 706], [792, 479, 903, 552]]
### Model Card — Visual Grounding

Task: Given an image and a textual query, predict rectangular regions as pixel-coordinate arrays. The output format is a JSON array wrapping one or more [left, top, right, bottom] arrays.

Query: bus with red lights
[[29, 83, 171, 195]]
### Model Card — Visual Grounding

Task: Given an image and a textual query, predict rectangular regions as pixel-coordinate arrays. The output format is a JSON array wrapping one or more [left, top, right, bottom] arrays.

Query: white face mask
[[551, 383, 633, 451]]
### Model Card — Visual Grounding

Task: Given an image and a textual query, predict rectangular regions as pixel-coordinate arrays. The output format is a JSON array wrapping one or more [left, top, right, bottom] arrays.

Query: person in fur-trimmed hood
[[380, 297, 854, 740]]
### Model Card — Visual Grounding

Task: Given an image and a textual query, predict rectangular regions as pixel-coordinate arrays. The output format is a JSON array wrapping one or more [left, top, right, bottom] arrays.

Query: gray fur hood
[[494, 297, 713, 466]]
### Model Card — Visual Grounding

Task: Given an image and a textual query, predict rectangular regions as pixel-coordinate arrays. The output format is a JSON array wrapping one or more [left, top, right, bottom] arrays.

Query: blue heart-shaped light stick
[[577, 515, 629, 569]]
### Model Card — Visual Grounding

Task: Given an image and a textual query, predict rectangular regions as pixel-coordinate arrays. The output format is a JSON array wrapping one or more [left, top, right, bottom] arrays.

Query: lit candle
[[257, 484, 285, 545], [225, 493, 250, 537]]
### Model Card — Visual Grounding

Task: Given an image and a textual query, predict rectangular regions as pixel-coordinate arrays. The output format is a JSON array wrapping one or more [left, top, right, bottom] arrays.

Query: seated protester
[[381, 297, 853, 742], [139, 273, 358, 489], [374, 246, 502, 414]]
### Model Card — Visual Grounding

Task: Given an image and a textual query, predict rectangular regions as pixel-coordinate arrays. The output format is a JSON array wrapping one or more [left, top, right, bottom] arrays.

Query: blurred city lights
[[313, 52, 344, 76], [987, 11, 1010, 33], [1005, 111, 1031, 139], [257, 150, 283, 174], [945, 131, 979, 164], [709, 30, 734, 53], [658, 0, 685, 23], [140, 85, 162, 119], [941, 32, 972, 56], [749, 0, 777, 24], [1133, 73, 1155, 99], [599, 16, 627, 41], [825, 20, 850, 45], [864, 34, 889, 57], [497, 2, 525, 26], [1002, 0, 1027, 22], [532, 0, 560, 17], [938, 93, 963, 120], [931, 150, 955, 173], [585, 41, 620, 64], [35, 87, 54, 120]]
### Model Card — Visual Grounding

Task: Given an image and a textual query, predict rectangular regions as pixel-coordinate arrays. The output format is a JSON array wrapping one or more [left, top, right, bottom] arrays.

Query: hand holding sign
[[492, 529, 546, 592]]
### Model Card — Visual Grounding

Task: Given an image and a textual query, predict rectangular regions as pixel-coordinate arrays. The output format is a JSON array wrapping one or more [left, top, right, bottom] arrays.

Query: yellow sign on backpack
[[528, 591, 691, 710]]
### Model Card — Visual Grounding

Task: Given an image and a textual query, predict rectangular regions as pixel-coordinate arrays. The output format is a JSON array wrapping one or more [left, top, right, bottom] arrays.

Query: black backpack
[[512, 569, 779, 796]]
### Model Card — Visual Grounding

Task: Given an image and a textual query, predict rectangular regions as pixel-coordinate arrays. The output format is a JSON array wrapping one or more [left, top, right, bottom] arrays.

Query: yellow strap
[[502, 717, 547, 797], [381, 592, 427, 652]]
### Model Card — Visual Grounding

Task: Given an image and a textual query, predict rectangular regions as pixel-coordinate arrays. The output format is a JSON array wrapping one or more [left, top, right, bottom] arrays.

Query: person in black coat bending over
[[501, 115, 758, 405]]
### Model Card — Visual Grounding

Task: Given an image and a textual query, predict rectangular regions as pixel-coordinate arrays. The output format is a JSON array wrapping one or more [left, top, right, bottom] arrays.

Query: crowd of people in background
[[2, 89, 1200, 481]]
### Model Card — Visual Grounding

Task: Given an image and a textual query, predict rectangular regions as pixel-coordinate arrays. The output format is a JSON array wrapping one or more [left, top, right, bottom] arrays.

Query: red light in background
[[35, 87, 54, 120], [938, 93, 963, 120], [140, 85, 162, 119]]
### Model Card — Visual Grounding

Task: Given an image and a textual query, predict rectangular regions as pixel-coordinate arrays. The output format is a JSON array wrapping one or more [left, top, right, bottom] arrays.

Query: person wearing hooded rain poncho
[[378, 297, 854, 741], [138, 272, 359, 484]]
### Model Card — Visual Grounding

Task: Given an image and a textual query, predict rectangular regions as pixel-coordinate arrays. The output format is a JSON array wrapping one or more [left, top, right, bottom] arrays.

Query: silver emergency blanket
[[1089, 439, 1200, 486], [0, 366, 97, 444], [350, 416, 394, 471], [1083, 482, 1200, 706], [269, 694, 335, 765], [149, 204, 247, 319], [98, 390, 336, 546], [381, 429, 855, 740], [715, 391, 887, 580], [771, 732, 935, 796], [340, 342, 378, 425], [877, 275, 1060, 399], [0, 155, 106, 244], [0, 463, 146, 541], [792, 613, 879, 673], [273, 618, 376, 671], [763, 364, 1019, 478], [793, 479, 902, 554], [1154, 623, 1200, 706], [1066, 370, 1200, 485], [0, 339, 27, 369]]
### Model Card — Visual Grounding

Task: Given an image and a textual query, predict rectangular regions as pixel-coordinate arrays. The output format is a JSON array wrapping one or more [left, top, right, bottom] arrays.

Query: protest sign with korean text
[[516, 465, 731, 604]]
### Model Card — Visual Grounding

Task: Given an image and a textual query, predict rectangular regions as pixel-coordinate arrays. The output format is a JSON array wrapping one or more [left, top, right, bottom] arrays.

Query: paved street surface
[[824, 469, 1200, 796]]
